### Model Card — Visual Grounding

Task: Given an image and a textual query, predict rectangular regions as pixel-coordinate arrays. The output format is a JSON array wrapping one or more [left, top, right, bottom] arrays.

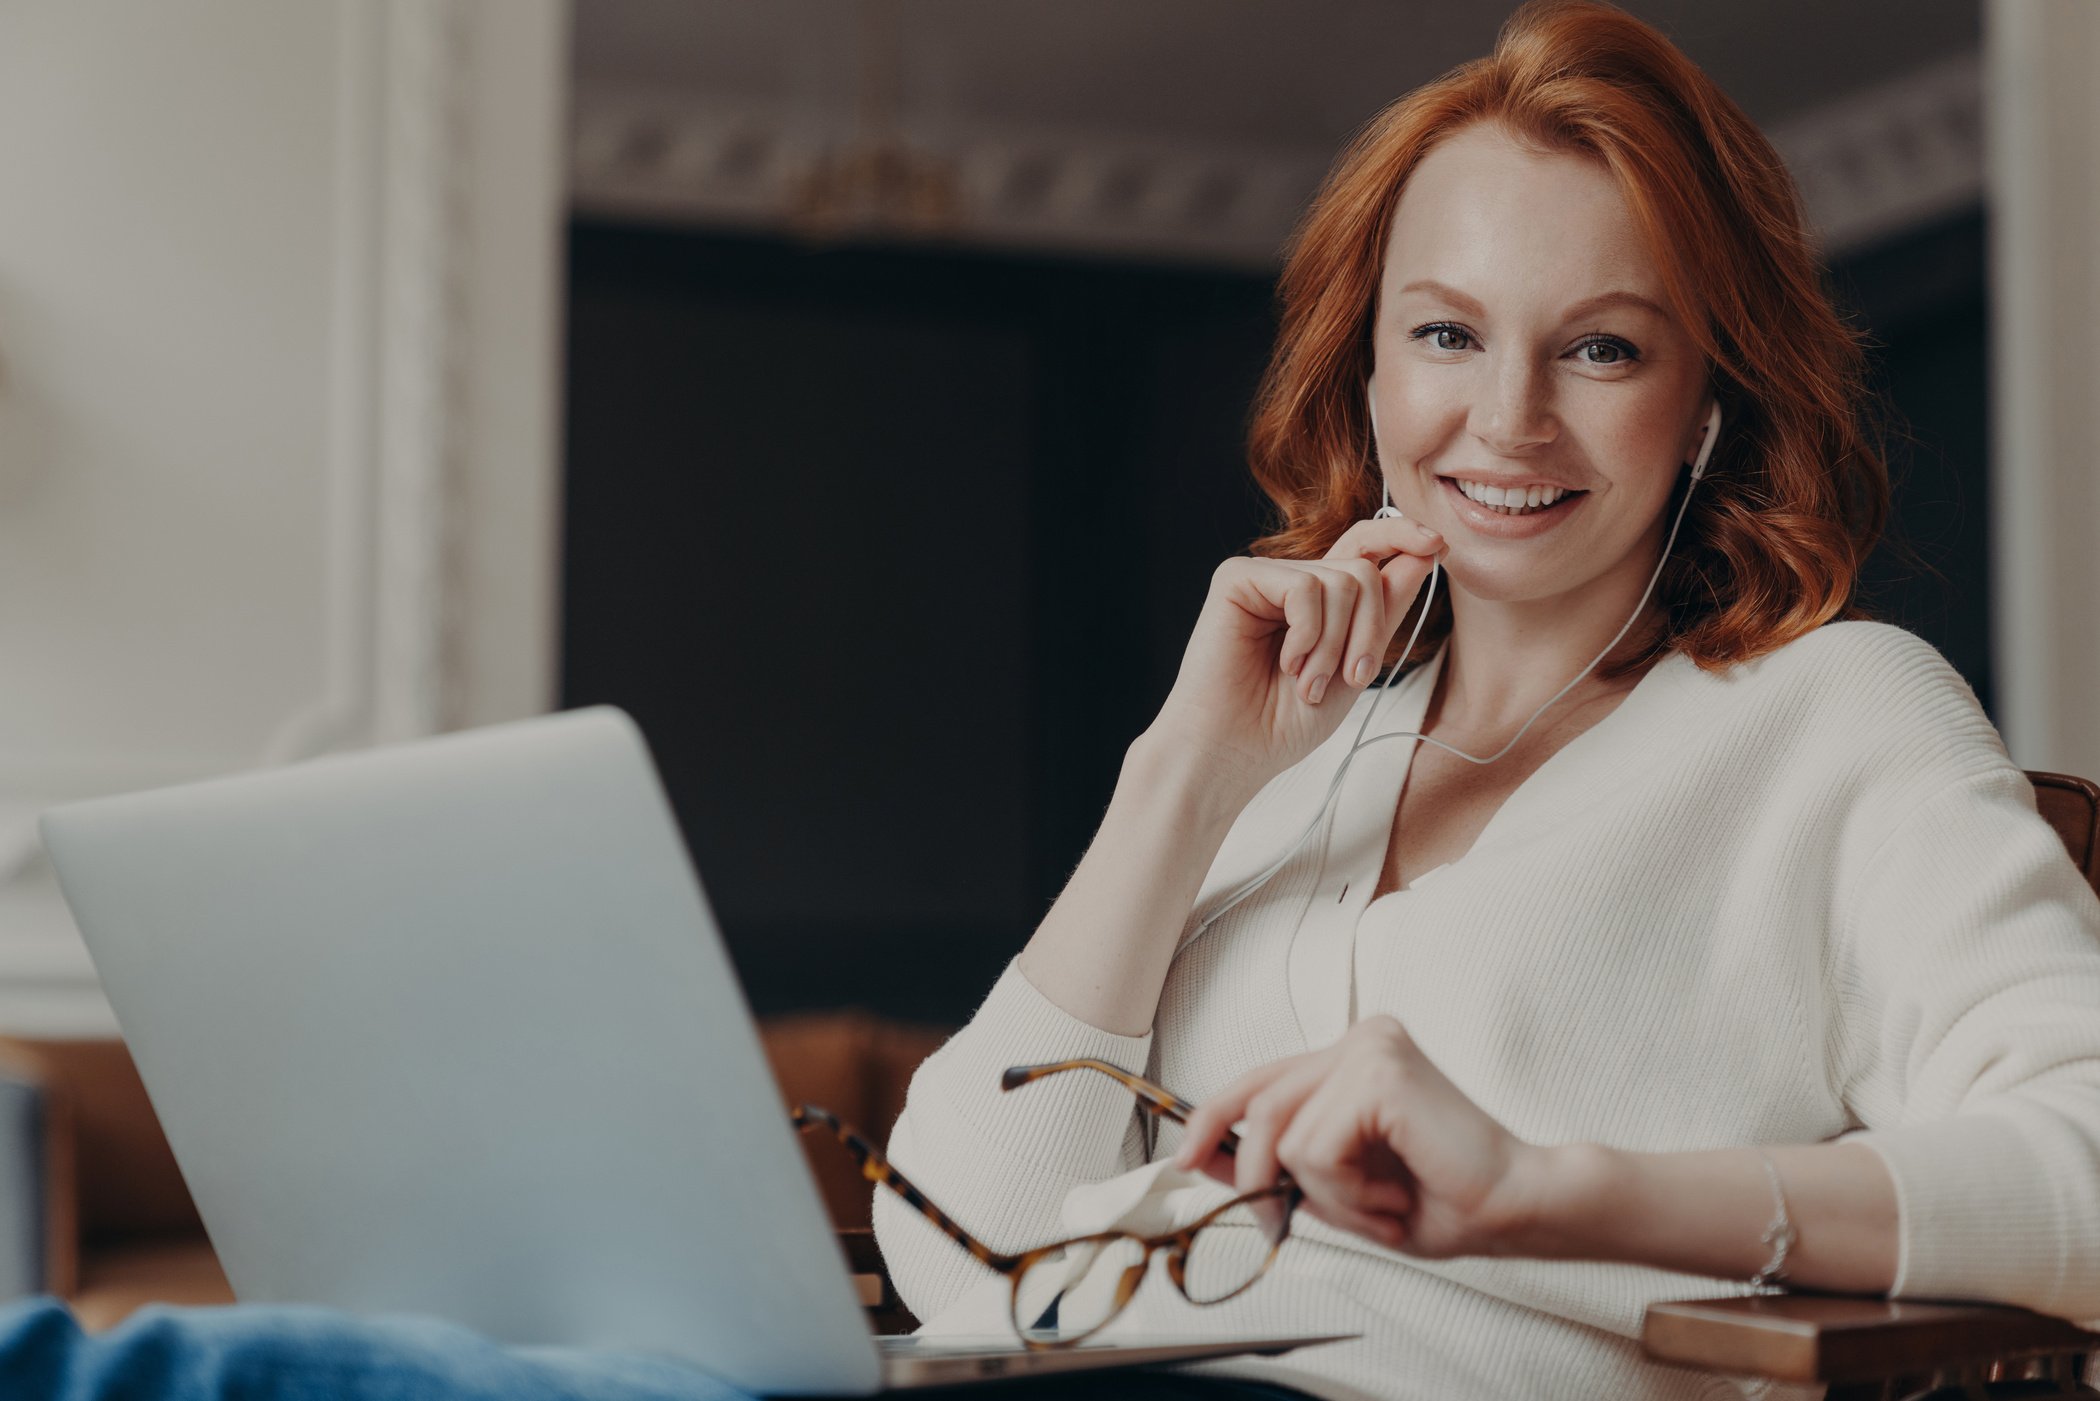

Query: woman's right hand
[[1144, 515, 1446, 797]]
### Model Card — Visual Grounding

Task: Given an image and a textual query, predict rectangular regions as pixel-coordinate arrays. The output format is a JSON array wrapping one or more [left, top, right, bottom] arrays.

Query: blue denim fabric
[[0, 1296, 1321, 1401], [0, 1296, 743, 1401]]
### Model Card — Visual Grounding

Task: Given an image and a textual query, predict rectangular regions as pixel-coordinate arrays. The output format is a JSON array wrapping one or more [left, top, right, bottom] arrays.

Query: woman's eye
[[1411, 323, 1474, 352], [1576, 336, 1639, 366]]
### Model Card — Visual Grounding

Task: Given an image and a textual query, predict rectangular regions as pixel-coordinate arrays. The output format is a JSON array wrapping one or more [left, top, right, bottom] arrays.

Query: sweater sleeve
[[1836, 762, 2100, 1318], [872, 958, 1154, 1326]]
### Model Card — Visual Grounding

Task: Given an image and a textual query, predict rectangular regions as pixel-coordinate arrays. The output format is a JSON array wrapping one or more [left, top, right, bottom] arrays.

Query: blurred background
[[0, 0, 2090, 1034]]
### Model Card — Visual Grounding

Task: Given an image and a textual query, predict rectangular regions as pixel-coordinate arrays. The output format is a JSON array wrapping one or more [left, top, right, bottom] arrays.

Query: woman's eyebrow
[[1398, 278, 1669, 324]]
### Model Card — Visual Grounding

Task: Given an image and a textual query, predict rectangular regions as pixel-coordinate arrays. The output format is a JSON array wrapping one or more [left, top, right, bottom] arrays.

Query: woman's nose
[[1467, 358, 1557, 456]]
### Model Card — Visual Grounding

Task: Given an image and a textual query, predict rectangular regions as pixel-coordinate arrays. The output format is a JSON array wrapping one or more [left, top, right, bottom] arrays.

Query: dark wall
[[562, 226, 1275, 1022], [562, 212, 1990, 1025], [1828, 208, 1993, 713]]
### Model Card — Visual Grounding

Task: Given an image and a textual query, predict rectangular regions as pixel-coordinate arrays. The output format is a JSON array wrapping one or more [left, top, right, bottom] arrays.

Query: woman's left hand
[[1170, 1015, 1547, 1258]]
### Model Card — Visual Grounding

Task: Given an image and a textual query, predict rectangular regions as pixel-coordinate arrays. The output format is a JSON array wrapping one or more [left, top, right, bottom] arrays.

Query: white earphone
[[1181, 393, 1723, 948], [1370, 393, 1407, 521]]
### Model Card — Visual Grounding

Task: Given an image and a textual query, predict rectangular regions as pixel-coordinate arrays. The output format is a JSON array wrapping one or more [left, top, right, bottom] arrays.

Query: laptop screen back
[[41, 707, 882, 1395]]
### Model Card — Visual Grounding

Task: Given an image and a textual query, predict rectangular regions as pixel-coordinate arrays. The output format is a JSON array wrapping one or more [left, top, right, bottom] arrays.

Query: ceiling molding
[[1766, 51, 1983, 259], [569, 50, 1982, 269], [569, 85, 1326, 270]]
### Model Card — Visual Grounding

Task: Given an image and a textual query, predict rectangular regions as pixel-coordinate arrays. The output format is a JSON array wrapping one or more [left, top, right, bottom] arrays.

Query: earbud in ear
[[1687, 401, 1722, 482]]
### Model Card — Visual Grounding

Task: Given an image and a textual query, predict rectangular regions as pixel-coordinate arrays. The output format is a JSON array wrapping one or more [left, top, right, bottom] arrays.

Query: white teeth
[[1454, 479, 1569, 512]]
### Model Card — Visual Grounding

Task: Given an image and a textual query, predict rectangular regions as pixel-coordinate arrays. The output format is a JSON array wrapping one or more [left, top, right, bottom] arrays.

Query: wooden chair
[[1640, 771, 2100, 1400]]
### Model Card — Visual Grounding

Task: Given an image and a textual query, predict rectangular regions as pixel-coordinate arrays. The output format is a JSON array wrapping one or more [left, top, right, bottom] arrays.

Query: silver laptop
[[39, 707, 1347, 1394]]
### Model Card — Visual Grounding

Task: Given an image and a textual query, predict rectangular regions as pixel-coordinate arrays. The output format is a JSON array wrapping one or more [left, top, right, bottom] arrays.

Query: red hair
[[1245, 0, 1890, 676]]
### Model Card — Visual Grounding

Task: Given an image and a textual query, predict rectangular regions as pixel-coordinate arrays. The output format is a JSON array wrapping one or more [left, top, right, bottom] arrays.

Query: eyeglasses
[[792, 1057, 1301, 1349]]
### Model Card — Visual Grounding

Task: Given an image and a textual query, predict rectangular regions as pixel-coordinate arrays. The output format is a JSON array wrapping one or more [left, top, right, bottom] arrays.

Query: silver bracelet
[[1751, 1151, 1797, 1290]]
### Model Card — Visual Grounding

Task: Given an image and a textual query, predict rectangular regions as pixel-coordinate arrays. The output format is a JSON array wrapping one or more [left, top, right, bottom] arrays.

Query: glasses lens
[[1181, 1191, 1290, 1305], [1011, 1234, 1149, 1345]]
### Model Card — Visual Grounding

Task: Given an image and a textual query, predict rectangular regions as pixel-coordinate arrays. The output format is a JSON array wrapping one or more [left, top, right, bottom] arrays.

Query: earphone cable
[[1180, 470, 1700, 948]]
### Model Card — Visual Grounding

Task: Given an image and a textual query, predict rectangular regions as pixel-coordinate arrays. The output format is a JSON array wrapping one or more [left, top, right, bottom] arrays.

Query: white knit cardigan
[[872, 621, 2100, 1401]]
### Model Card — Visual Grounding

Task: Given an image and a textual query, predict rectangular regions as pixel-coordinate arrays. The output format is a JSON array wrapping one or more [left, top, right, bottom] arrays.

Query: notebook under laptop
[[39, 707, 1347, 1393]]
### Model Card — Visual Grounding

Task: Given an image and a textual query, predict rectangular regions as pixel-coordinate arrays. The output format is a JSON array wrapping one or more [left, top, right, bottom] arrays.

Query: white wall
[[0, 0, 568, 1034], [1987, 0, 2100, 781]]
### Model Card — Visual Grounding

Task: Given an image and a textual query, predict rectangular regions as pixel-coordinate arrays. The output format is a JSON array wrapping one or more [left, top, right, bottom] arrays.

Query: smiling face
[[1368, 121, 1714, 613]]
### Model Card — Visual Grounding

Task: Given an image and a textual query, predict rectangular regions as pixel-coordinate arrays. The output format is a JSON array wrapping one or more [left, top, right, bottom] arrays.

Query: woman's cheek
[[1388, 366, 1468, 430], [1382, 376, 1471, 497]]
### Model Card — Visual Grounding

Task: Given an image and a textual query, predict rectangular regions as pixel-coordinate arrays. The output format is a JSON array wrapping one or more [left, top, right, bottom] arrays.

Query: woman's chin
[[1433, 548, 1658, 625], [1428, 554, 1572, 606]]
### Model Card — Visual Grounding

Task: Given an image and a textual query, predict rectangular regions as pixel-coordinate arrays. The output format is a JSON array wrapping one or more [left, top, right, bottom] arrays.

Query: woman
[[5, 3, 2090, 1400], [872, 1, 2100, 1398]]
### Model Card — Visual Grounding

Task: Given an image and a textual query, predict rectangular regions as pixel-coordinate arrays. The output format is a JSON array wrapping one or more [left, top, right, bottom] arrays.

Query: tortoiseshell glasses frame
[[791, 1056, 1302, 1350]]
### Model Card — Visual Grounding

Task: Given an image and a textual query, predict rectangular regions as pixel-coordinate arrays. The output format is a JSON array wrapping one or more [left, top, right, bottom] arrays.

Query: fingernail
[[1285, 652, 1304, 677], [1307, 673, 1328, 705], [1351, 655, 1374, 686]]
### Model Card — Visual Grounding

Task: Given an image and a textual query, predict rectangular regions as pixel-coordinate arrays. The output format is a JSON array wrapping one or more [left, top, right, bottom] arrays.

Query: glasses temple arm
[[790, 1105, 1024, 1274], [999, 1059, 1241, 1156]]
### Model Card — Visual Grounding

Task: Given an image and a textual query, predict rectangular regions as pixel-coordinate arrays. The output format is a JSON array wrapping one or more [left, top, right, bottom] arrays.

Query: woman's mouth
[[1437, 476, 1589, 535]]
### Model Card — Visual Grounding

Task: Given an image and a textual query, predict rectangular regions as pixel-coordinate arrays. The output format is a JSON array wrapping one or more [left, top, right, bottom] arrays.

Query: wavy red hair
[[1245, 0, 1891, 677]]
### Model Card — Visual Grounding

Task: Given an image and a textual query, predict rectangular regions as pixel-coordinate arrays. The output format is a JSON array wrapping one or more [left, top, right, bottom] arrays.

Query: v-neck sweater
[[872, 620, 2100, 1401]]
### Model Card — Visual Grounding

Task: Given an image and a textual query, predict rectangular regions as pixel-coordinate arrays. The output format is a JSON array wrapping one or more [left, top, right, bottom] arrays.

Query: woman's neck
[[1436, 553, 1667, 736]]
